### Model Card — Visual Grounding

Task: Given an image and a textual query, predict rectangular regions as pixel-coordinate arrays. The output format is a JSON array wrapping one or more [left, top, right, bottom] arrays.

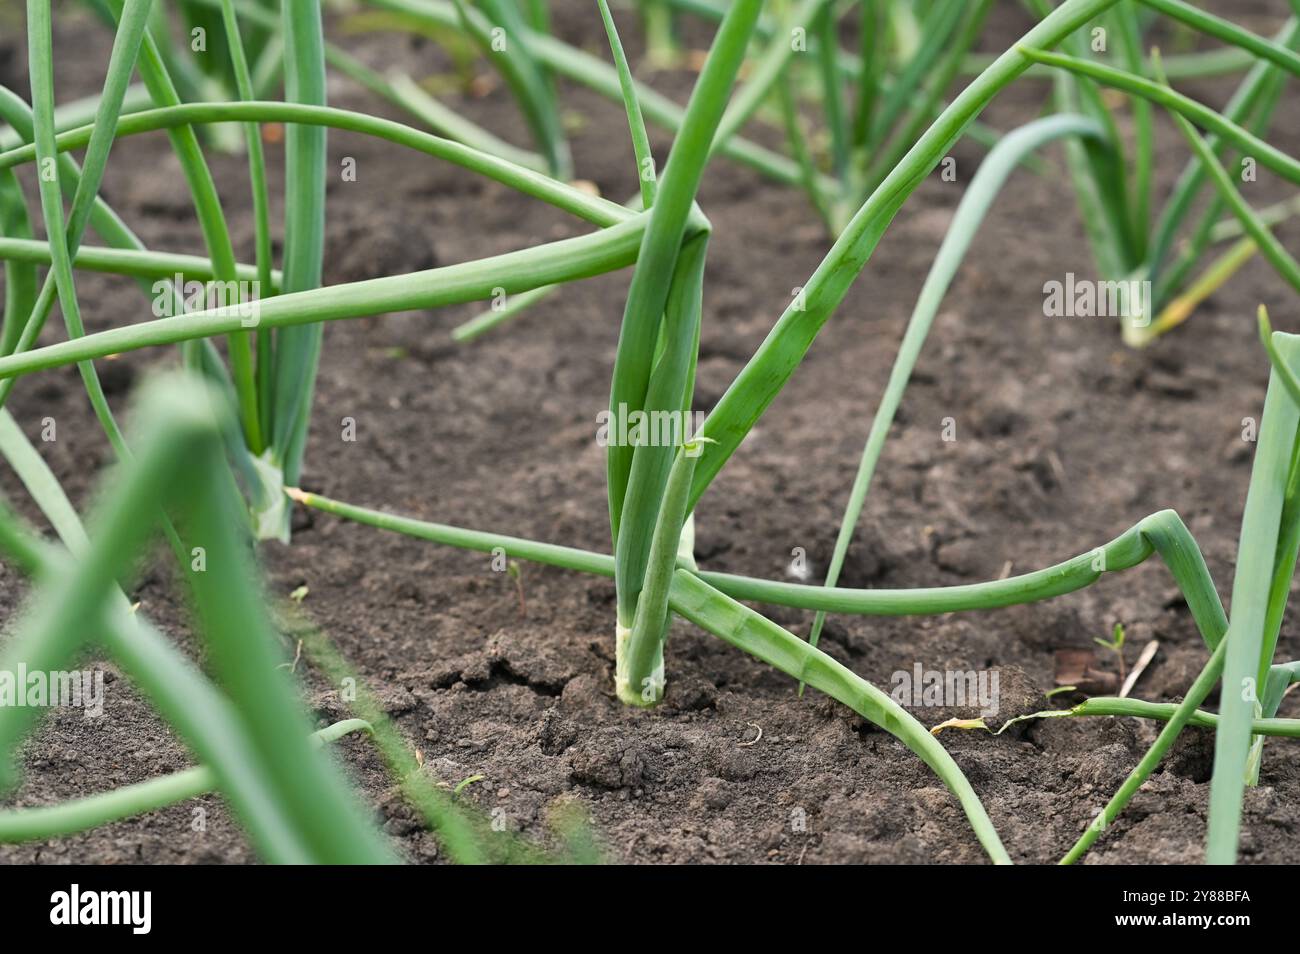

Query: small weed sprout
[[1095, 622, 1128, 684]]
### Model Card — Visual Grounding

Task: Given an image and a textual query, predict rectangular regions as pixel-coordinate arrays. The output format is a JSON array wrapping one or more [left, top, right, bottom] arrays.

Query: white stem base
[[614, 622, 664, 707]]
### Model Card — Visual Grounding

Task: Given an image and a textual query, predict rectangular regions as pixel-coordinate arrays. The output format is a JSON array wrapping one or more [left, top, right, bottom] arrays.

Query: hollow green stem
[[289, 491, 1224, 642], [0, 721, 372, 842], [1065, 697, 1300, 737], [1017, 47, 1300, 187], [0, 102, 630, 227], [619, 445, 700, 707], [0, 236, 278, 286], [1138, 0, 1300, 78], [0, 218, 646, 379]]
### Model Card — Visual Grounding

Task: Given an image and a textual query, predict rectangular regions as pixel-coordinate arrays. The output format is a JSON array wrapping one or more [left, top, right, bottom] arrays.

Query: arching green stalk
[[0, 218, 646, 379], [289, 491, 1225, 645], [687, 0, 1127, 510], [802, 114, 1106, 691], [1016, 48, 1300, 187], [1138, 0, 1300, 77], [0, 102, 629, 226], [0, 721, 372, 842]]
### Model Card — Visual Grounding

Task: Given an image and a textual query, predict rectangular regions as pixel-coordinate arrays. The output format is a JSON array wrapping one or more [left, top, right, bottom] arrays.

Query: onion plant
[[624, 0, 1300, 304], [444, 0, 1300, 329], [803, 0, 1300, 670], [2, 0, 1299, 865], [0, 0, 649, 540], [1017, 0, 1300, 343], [760, 0, 998, 234]]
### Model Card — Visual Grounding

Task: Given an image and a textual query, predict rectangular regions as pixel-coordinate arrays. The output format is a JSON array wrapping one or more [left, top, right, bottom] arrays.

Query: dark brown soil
[[2, 1, 1300, 865]]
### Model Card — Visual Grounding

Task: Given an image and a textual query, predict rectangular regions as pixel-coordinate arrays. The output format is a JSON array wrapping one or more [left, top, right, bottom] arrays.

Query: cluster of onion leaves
[[0, 0, 650, 540], [0, 0, 623, 862], [1016, 0, 1300, 344], [2, 0, 1299, 865]]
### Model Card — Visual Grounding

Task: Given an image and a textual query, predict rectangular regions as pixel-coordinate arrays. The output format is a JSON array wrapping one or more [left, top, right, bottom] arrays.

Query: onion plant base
[[614, 621, 665, 707]]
